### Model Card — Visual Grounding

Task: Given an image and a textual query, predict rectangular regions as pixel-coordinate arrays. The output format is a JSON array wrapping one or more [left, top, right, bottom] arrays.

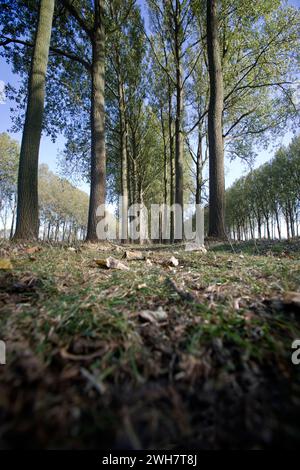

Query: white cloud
[[0, 80, 6, 104]]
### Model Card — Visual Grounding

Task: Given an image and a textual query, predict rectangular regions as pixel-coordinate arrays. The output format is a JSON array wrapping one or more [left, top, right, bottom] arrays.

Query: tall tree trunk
[[54, 220, 60, 241], [14, 0, 55, 240], [257, 214, 262, 238], [138, 189, 148, 245], [266, 217, 271, 239], [47, 221, 51, 240], [2, 208, 7, 239], [118, 77, 128, 243], [195, 130, 203, 206], [9, 195, 17, 240], [174, 1, 184, 239], [285, 210, 290, 239], [130, 149, 138, 242], [128, 156, 133, 208], [160, 108, 168, 207], [86, 0, 106, 241], [249, 217, 254, 239], [160, 107, 168, 244], [132, 131, 139, 206], [62, 220, 66, 241], [275, 208, 281, 240], [207, 0, 226, 238], [168, 80, 174, 243], [175, 67, 184, 210]]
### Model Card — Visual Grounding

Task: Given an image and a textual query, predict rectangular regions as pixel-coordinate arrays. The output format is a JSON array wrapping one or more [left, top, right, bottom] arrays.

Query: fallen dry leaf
[[139, 306, 168, 323], [168, 256, 179, 267], [26, 246, 40, 254], [0, 259, 13, 270], [124, 250, 145, 261], [95, 256, 130, 271], [177, 353, 211, 382], [206, 284, 216, 293]]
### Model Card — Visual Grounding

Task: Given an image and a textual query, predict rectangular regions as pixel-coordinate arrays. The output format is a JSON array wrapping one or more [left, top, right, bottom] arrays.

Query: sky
[[0, 0, 299, 197]]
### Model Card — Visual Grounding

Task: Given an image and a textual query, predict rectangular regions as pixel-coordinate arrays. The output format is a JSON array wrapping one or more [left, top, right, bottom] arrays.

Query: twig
[[80, 367, 106, 395], [166, 277, 199, 303]]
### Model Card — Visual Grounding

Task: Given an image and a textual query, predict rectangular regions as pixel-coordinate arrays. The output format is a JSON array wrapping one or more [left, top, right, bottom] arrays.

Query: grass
[[0, 239, 300, 449]]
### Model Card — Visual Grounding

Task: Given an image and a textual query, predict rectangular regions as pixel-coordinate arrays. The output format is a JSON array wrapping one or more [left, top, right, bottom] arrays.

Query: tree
[[1, 0, 299, 245], [147, 0, 198, 238], [106, 1, 146, 242], [0, 133, 19, 239], [59, 0, 135, 241], [201, 0, 299, 238], [85, 0, 106, 241], [1, 0, 135, 242], [13, 0, 55, 239], [56, 0, 106, 241], [206, 0, 225, 237], [225, 136, 300, 241], [39, 164, 89, 242]]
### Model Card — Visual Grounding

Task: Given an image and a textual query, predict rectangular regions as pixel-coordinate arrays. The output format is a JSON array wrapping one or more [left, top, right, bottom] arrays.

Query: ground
[[0, 239, 300, 449]]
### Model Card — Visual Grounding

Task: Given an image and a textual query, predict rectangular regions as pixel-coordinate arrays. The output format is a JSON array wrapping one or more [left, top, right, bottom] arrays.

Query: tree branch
[[0, 35, 91, 70], [59, 0, 93, 40], [223, 108, 256, 138], [145, 31, 176, 87], [186, 108, 208, 135], [106, 0, 135, 35]]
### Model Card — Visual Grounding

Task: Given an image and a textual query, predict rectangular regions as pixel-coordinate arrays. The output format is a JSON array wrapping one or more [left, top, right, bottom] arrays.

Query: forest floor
[[0, 238, 300, 449]]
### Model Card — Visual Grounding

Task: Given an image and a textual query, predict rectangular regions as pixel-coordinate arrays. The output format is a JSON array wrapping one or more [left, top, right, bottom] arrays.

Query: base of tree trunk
[[207, 233, 227, 242]]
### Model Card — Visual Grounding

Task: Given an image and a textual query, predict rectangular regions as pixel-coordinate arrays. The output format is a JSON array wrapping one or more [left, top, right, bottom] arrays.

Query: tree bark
[[117, 55, 129, 243], [207, 0, 226, 238], [160, 107, 168, 243], [9, 195, 17, 240], [195, 128, 203, 206], [86, 0, 106, 241], [47, 221, 51, 240], [174, 0, 184, 238], [167, 79, 175, 243], [14, 0, 55, 240], [160, 108, 168, 207], [120, 90, 128, 243]]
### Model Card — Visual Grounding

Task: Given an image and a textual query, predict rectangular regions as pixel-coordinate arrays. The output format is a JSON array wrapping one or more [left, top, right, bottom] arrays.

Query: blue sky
[[0, 0, 299, 195]]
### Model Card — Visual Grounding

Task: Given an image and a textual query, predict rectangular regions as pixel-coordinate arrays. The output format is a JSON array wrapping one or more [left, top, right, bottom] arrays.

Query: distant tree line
[[0, 132, 18, 239], [0, 133, 88, 241], [225, 136, 300, 241], [39, 164, 89, 242]]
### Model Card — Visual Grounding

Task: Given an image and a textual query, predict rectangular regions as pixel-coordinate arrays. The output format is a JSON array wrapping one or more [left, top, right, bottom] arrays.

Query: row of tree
[[1, 131, 300, 242], [0, 133, 89, 241], [0, 0, 299, 241], [225, 136, 300, 241], [0, 133, 19, 238], [39, 164, 89, 242]]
